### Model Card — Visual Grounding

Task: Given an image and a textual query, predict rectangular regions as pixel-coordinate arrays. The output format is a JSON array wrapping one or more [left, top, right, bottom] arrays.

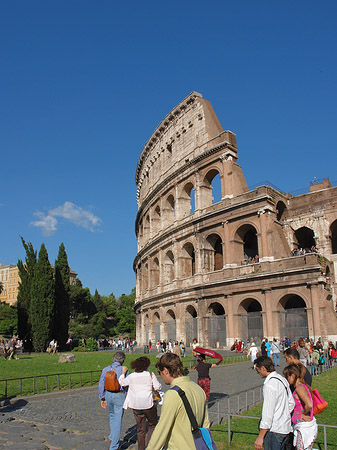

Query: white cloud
[[31, 201, 102, 236], [31, 212, 58, 237]]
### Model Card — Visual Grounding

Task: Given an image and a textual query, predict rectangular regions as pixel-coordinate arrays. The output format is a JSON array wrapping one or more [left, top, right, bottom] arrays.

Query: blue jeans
[[273, 352, 280, 366], [106, 391, 126, 450], [264, 431, 289, 450]]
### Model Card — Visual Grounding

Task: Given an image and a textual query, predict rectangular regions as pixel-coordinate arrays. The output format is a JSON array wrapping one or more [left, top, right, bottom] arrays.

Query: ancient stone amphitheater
[[134, 92, 337, 348]]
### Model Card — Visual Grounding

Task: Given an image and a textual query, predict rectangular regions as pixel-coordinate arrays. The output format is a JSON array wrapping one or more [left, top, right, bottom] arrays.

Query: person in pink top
[[283, 364, 317, 450]]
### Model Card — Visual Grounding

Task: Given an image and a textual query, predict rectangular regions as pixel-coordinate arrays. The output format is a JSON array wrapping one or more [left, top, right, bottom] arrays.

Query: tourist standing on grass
[[98, 352, 128, 450], [119, 357, 161, 450], [283, 364, 317, 450], [195, 354, 221, 402], [147, 353, 210, 450], [254, 356, 295, 450]]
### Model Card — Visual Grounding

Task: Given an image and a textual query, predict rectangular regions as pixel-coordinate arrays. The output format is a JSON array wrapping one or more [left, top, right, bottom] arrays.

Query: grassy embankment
[[0, 351, 245, 399], [211, 367, 337, 449]]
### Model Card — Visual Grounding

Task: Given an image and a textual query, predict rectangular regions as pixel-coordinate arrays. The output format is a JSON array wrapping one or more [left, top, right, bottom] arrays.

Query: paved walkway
[[0, 359, 287, 449]]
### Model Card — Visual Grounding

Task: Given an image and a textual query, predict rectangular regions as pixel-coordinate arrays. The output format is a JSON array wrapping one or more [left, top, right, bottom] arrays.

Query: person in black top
[[284, 347, 312, 391], [195, 354, 221, 402]]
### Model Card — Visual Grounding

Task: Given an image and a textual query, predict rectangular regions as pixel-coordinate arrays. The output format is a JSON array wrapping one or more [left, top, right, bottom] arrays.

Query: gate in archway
[[279, 308, 308, 340], [185, 318, 198, 346], [208, 315, 226, 348], [145, 324, 149, 345], [167, 320, 176, 342], [241, 312, 263, 345], [155, 322, 160, 342]]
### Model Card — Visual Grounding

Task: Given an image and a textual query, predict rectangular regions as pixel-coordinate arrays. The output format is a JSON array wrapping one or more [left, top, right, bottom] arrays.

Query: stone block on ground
[[58, 353, 76, 363]]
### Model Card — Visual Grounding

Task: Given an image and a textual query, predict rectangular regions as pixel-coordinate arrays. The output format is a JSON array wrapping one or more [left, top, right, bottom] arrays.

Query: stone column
[[224, 294, 235, 346], [307, 282, 322, 341], [263, 289, 274, 339]]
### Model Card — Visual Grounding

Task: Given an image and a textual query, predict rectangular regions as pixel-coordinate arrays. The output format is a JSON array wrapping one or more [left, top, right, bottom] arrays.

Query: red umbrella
[[193, 346, 223, 361]]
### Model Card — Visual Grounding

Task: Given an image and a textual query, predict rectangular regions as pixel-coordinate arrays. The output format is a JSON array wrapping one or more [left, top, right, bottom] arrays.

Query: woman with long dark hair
[[283, 364, 317, 450], [119, 357, 161, 450]]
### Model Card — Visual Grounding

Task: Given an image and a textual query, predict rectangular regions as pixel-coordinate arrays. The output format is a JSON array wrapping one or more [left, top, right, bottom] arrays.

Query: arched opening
[[167, 309, 176, 342], [165, 194, 175, 225], [202, 169, 222, 207], [164, 251, 175, 284], [208, 302, 226, 348], [152, 205, 161, 234], [154, 312, 161, 342], [144, 214, 150, 239], [151, 257, 160, 288], [295, 227, 316, 252], [276, 201, 287, 221], [279, 295, 308, 340], [182, 242, 196, 277], [145, 313, 149, 345], [330, 220, 337, 254], [185, 305, 198, 346], [205, 234, 223, 271], [181, 182, 195, 217], [235, 224, 259, 263], [239, 299, 263, 345], [138, 219, 143, 244], [142, 262, 148, 292]]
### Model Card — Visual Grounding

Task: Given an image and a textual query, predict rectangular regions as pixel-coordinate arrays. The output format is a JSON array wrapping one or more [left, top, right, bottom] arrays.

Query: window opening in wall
[[167, 309, 176, 342], [330, 220, 337, 254], [167, 143, 172, 155], [295, 227, 316, 252], [185, 305, 198, 346], [182, 243, 196, 277], [243, 228, 258, 259], [279, 295, 308, 341], [204, 169, 222, 206], [164, 251, 175, 283], [276, 201, 287, 221], [152, 257, 160, 287], [208, 302, 226, 348], [205, 234, 223, 272]]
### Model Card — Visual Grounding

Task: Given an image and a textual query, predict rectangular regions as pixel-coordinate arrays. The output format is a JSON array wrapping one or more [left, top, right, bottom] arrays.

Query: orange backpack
[[104, 366, 121, 392]]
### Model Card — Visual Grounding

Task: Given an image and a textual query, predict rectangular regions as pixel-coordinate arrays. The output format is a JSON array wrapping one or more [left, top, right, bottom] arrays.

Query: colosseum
[[134, 92, 337, 348]]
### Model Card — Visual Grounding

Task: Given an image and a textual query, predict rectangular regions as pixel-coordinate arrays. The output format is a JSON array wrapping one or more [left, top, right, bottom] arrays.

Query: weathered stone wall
[[134, 93, 337, 347]]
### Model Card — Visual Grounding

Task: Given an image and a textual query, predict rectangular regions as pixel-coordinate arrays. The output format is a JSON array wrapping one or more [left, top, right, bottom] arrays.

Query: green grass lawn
[[0, 351, 244, 399], [211, 367, 337, 449]]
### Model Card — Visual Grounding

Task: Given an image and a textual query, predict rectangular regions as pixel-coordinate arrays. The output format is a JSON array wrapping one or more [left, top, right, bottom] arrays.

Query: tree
[[0, 281, 3, 295], [0, 303, 18, 335], [30, 243, 54, 352], [93, 289, 105, 314], [17, 237, 37, 349], [114, 288, 136, 336], [53, 243, 70, 350], [69, 279, 92, 319]]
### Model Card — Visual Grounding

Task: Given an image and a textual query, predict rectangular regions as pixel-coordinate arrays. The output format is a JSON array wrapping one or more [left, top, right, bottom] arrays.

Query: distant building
[[134, 92, 337, 347], [0, 263, 77, 306]]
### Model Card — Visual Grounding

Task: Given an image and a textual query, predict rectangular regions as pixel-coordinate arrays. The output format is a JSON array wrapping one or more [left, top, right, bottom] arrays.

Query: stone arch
[[279, 294, 309, 340], [208, 302, 226, 348], [234, 224, 259, 262], [142, 261, 148, 293], [152, 204, 161, 234], [153, 311, 161, 342], [151, 257, 160, 288], [181, 242, 196, 277], [165, 194, 175, 225], [201, 168, 222, 207], [238, 298, 263, 345], [276, 201, 287, 221], [294, 226, 316, 251], [185, 304, 198, 345], [180, 181, 195, 217], [330, 219, 337, 254], [166, 309, 176, 341], [205, 233, 223, 271], [164, 250, 175, 284]]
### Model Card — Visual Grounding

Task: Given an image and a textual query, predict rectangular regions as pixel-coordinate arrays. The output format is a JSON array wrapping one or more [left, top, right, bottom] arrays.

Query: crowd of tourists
[[98, 336, 330, 450], [0, 335, 22, 360], [291, 246, 318, 256], [97, 338, 137, 352]]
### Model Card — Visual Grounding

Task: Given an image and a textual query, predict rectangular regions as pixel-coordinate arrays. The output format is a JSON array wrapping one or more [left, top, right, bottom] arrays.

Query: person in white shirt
[[254, 356, 295, 450], [119, 357, 161, 450], [247, 342, 259, 368]]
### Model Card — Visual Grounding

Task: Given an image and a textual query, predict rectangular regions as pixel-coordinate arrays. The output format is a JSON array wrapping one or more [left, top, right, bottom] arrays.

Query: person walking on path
[[194, 353, 221, 402], [272, 338, 281, 366], [98, 351, 128, 450], [119, 357, 161, 450], [283, 364, 317, 450], [146, 353, 210, 450], [247, 342, 259, 368], [254, 356, 295, 450]]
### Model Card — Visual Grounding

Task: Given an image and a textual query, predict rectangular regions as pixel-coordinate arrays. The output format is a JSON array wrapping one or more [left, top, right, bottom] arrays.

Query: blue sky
[[1, 1, 336, 297]]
